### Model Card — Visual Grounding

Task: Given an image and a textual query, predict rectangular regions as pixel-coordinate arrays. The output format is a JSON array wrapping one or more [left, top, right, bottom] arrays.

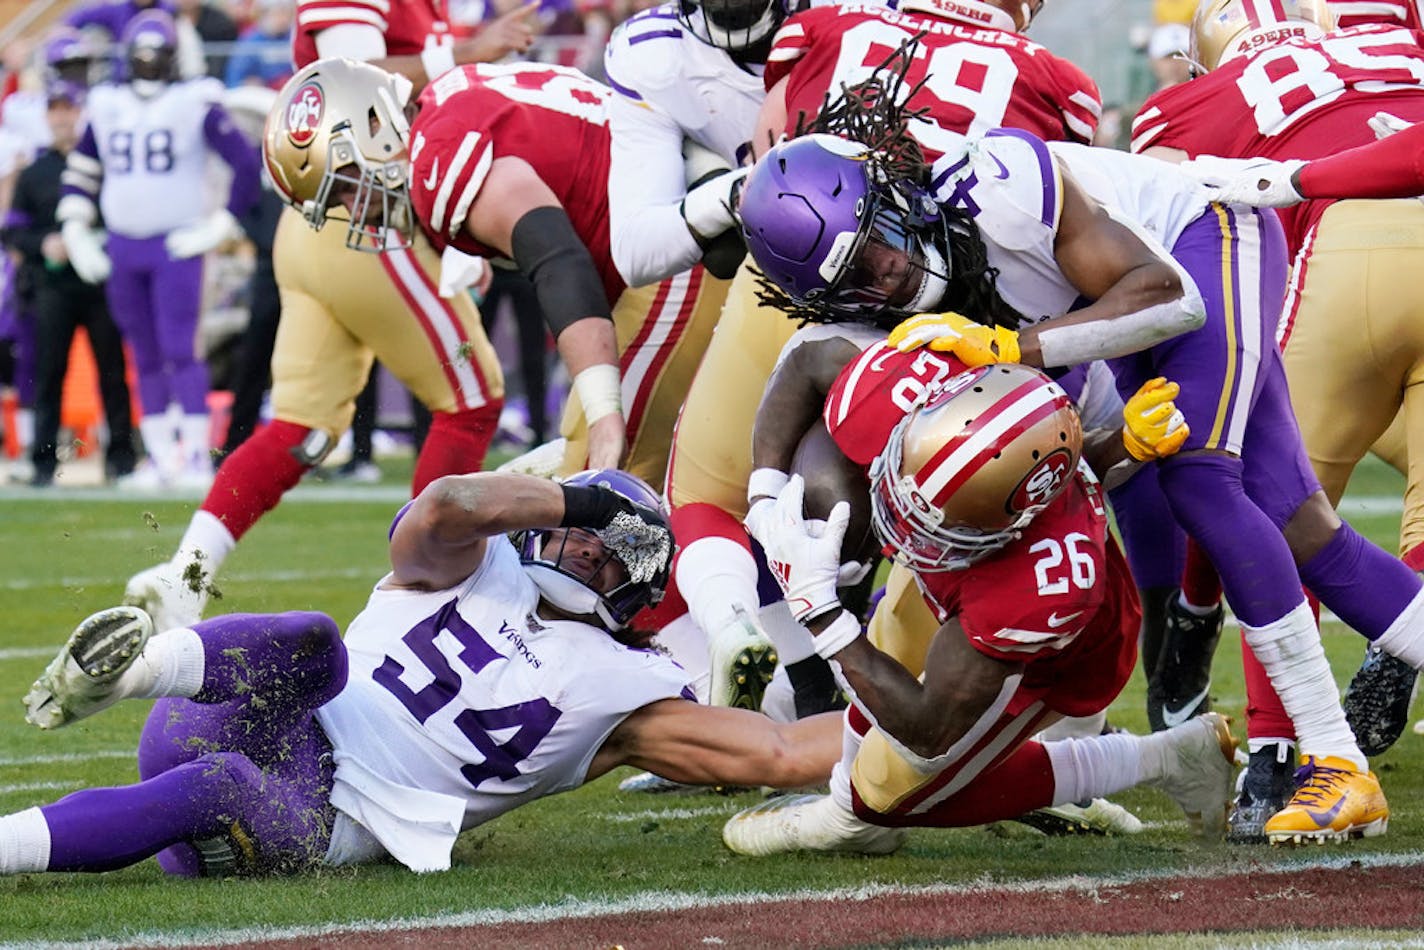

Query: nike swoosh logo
[[990, 153, 1011, 180], [1304, 793, 1346, 827], [1045, 611, 1083, 629], [1160, 684, 1212, 728], [423, 157, 440, 191]]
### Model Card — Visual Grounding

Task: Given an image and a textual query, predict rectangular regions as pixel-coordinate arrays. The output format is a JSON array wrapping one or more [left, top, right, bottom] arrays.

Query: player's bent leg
[[412, 404, 503, 495]]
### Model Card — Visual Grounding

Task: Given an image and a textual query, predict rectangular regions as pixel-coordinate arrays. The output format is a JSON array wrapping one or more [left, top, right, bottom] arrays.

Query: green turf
[[0, 458, 1420, 943]]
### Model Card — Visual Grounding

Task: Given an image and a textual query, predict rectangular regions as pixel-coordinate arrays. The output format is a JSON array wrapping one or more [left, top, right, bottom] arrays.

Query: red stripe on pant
[[852, 740, 1056, 829]]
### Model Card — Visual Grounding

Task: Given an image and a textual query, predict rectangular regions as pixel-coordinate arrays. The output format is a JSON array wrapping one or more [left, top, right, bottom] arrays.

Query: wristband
[[420, 38, 457, 83], [812, 609, 862, 660], [559, 483, 622, 529], [572, 364, 623, 426], [747, 467, 790, 505]]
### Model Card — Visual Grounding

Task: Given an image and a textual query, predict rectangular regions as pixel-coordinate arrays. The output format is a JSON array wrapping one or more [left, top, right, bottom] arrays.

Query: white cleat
[[617, 771, 707, 795], [1152, 712, 1238, 838], [722, 793, 905, 856], [495, 438, 568, 478], [708, 605, 778, 711], [1016, 798, 1145, 836], [24, 606, 154, 730], [123, 559, 209, 632]]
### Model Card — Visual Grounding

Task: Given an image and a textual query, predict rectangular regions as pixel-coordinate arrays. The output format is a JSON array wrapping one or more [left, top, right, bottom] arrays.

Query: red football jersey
[[766, 1, 1102, 158], [1329, 0, 1424, 29], [824, 340, 970, 466], [293, 0, 453, 68], [1132, 24, 1424, 255], [407, 63, 623, 303]]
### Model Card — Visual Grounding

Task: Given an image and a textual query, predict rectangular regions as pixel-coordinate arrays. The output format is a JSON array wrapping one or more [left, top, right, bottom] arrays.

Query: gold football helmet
[[869, 363, 1082, 571], [1190, 0, 1334, 73], [911, 0, 1044, 32], [263, 57, 416, 252]]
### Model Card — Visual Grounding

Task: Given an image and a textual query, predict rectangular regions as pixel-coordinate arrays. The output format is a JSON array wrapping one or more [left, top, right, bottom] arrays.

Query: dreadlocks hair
[[749, 33, 1026, 332]]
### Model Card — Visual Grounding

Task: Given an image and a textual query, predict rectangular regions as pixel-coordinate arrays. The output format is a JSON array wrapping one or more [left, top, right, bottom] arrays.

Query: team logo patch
[[1008, 448, 1073, 514], [285, 81, 325, 148]]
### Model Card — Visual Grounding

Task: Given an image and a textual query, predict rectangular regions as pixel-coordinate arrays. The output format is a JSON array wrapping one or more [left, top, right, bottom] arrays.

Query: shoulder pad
[[937, 131, 1061, 251]]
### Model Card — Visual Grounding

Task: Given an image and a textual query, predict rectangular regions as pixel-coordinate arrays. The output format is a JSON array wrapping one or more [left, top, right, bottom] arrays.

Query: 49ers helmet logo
[[1008, 448, 1073, 514], [285, 81, 324, 148]]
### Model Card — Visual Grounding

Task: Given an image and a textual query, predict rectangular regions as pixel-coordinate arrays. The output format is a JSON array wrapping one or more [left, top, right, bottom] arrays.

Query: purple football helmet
[[739, 133, 951, 326], [41, 27, 95, 90], [121, 10, 179, 86], [516, 469, 673, 632]]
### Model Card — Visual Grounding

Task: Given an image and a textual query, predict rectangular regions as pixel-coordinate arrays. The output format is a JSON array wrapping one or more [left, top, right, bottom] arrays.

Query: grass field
[[0, 457, 1421, 946]]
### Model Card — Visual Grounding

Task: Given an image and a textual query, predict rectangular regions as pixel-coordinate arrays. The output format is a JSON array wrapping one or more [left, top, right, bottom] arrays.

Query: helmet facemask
[[678, 0, 783, 54], [309, 85, 414, 252]]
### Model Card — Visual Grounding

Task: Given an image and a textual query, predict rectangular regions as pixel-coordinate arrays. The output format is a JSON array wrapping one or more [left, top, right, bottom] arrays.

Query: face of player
[[45, 97, 82, 151], [540, 528, 630, 595]]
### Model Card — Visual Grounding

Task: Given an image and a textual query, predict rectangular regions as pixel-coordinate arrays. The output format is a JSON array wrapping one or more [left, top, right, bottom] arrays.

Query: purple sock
[[1300, 525, 1423, 640], [1158, 454, 1305, 628], [42, 752, 332, 875]]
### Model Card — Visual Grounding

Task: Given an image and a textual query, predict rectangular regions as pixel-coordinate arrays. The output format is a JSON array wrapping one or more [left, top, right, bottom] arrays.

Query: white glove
[[758, 475, 849, 624], [60, 221, 111, 284], [1369, 111, 1415, 140], [1179, 155, 1307, 208], [165, 208, 243, 259], [683, 138, 731, 187], [438, 247, 489, 299], [681, 166, 751, 243]]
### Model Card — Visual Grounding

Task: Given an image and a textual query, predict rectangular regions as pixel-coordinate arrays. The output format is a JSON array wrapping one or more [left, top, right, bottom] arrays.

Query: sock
[[673, 530, 760, 639], [1243, 600, 1366, 769], [139, 413, 178, 476], [174, 510, 236, 580], [1243, 631, 1296, 742], [1372, 585, 1424, 668], [829, 704, 872, 810], [200, 421, 311, 542], [650, 612, 710, 703], [179, 413, 211, 469], [117, 628, 206, 701], [1175, 592, 1217, 617], [1038, 711, 1107, 742], [1044, 731, 1144, 805], [0, 807, 50, 874], [1248, 736, 1295, 754], [1301, 524, 1424, 641], [1180, 538, 1223, 609], [412, 404, 501, 496], [759, 599, 815, 665]]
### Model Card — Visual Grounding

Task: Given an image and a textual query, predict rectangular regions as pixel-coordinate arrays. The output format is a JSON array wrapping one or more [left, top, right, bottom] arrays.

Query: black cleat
[[1342, 644, 1418, 757], [1146, 594, 1224, 733], [1228, 742, 1296, 844]]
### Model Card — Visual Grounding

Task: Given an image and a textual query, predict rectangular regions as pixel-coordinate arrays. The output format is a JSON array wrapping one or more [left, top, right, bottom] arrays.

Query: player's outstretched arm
[[1018, 170, 1203, 369], [591, 700, 842, 789]]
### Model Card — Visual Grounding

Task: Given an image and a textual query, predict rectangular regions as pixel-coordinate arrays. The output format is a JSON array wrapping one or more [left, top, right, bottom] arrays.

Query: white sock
[[1044, 731, 1144, 805], [119, 628, 206, 701], [139, 413, 179, 477], [15, 407, 33, 449], [651, 612, 710, 704], [179, 413, 212, 470], [1243, 600, 1366, 770], [0, 807, 51, 874], [174, 510, 236, 577], [828, 709, 866, 810], [1247, 737, 1295, 755], [1037, 711, 1106, 742], [1175, 591, 1217, 616], [759, 600, 815, 665], [676, 537, 761, 638], [1372, 586, 1424, 669]]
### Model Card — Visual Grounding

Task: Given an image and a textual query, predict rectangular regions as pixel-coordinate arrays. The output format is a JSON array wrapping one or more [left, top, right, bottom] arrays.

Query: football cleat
[[494, 438, 567, 478], [722, 793, 904, 856], [1151, 712, 1237, 838], [1015, 798, 1145, 836], [1227, 742, 1297, 844], [24, 606, 154, 730], [1146, 595, 1224, 733], [707, 605, 778, 711], [617, 771, 707, 795], [1263, 755, 1389, 845], [123, 558, 208, 632], [1342, 644, 1418, 757]]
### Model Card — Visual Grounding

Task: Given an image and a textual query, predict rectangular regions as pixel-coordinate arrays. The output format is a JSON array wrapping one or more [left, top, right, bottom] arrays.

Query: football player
[[660, 0, 1106, 718], [724, 359, 1237, 854], [1, 470, 841, 877], [734, 127, 1411, 844], [1133, 0, 1424, 819], [57, 10, 259, 487], [121, 0, 534, 631]]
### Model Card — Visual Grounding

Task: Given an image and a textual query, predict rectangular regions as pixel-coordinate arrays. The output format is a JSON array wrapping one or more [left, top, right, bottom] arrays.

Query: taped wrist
[[560, 484, 625, 530], [511, 207, 612, 339], [812, 609, 862, 659]]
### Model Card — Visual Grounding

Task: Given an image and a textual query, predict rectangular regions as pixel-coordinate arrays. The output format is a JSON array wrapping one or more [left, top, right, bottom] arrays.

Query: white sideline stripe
[[0, 485, 410, 504], [0, 751, 131, 767], [607, 804, 739, 823], [12, 850, 1424, 950], [0, 781, 77, 794], [0, 565, 372, 594], [0, 647, 53, 661]]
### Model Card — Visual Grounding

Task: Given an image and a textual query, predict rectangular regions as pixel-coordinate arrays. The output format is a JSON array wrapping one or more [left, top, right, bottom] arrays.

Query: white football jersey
[[86, 78, 223, 238], [316, 535, 692, 872], [929, 130, 1209, 325]]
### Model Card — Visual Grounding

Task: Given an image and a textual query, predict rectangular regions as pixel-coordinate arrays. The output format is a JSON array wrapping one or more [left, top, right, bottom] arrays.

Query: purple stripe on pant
[[41, 612, 347, 876]]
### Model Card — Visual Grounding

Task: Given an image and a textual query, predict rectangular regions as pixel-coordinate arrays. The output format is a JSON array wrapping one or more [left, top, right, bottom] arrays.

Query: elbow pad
[[510, 206, 613, 337]]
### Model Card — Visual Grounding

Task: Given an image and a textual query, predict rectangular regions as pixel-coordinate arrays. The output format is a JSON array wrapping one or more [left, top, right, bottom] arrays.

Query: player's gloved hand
[[759, 475, 849, 624], [1122, 376, 1189, 461], [560, 482, 672, 584], [438, 246, 490, 299], [165, 209, 243, 259], [1369, 111, 1415, 140], [889, 312, 1021, 366], [60, 221, 111, 284], [681, 166, 751, 243], [1179, 155, 1307, 208]]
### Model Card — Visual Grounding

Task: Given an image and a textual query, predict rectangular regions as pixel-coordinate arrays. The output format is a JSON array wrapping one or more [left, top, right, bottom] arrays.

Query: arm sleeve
[[311, 20, 388, 59], [1297, 121, 1424, 199], [58, 126, 102, 211], [1054, 60, 1103, 145], [203, 105, 261, 218], [604, 89, 703, 288]]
